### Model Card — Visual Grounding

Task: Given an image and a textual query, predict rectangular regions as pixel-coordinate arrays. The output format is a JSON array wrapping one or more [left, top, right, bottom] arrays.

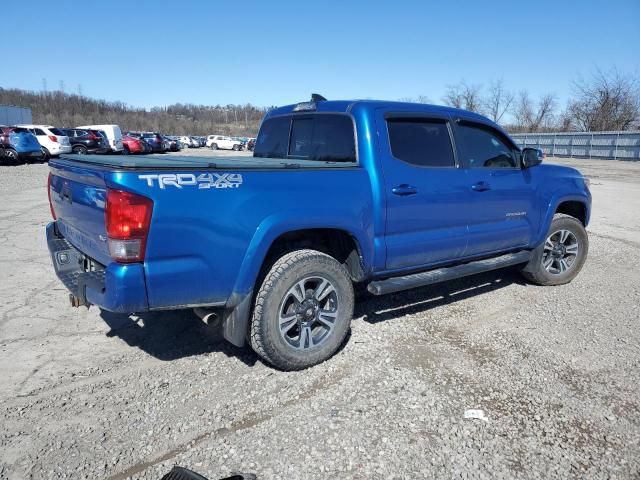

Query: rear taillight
[[48, 135, 58, 143], [105, 189, 153, 263], [47, 173, 57, 220]]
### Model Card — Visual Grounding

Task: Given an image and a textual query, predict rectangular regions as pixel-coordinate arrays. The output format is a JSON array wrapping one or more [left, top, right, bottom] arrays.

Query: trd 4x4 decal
[[138, 173, 243, 189]]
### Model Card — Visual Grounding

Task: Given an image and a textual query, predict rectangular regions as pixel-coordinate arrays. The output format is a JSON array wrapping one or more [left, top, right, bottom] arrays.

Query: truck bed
[[59, 154, 356, 170]]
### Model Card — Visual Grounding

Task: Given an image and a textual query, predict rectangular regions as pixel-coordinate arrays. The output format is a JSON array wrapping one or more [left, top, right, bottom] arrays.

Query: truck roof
[[267, 98, 501, 131]]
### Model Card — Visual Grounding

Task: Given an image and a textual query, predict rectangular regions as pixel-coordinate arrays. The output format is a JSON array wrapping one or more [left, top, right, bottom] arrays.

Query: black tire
[[122, 146, 130, 155], [232, 144, 239, 151], [40, 147, 51, 161], [521, 213, 588, 286], [211, 143, 218, 150], [250, 249, 354, 370], [72, 145, 88, 155], [3, 148, 20, 164]]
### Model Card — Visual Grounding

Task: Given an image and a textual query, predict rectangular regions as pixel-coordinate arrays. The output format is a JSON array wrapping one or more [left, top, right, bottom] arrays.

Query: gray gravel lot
[[1, 153, 639, 479]]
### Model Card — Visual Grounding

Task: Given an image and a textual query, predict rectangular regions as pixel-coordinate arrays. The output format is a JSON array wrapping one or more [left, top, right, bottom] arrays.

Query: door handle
[[392, 184, 418, 196], [471, 181, 491, 192]]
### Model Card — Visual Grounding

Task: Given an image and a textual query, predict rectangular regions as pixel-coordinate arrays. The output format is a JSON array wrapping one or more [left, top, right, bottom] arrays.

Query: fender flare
[[221, 213, 372, 347], [532, 193, 591, 247]]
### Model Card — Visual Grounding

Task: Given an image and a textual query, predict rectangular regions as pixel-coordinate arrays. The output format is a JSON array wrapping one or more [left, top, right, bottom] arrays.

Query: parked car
[[17, 124, 72, 160], [62, 128, 110, 155], [76, 124, 124, 153], [127, 132, 165, 153], [121, 134, 151, 154], [45, 96, 591, 371], [247, 138, 256, 151], [163, 136, 180, 152], [206, 135, 243, 150], [190, 136, 203, 148], [0, 126, 43, 163], [179, 136, 196, 148]]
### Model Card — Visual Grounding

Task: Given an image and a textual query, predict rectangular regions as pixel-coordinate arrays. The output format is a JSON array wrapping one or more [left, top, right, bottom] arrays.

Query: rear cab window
[[254, 114, 356, 162]]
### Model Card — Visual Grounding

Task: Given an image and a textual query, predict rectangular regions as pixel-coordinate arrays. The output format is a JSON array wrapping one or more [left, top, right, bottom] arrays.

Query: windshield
[[254, 114, 356, 162]]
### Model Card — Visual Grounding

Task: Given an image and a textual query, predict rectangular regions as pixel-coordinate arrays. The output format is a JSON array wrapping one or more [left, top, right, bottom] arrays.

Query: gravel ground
[[0, 153, 639, 479]]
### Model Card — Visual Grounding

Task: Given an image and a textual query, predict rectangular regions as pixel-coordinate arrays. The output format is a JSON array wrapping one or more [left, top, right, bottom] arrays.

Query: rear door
[[452, 119, 538, 256], [377, 110, 471, 270]]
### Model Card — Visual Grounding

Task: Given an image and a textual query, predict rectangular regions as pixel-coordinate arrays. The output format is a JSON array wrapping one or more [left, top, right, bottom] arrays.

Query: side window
[[253, 116, 291, 158], [456, 122, 518, 168], [386, 118, 455, 167], [34, 128, 47, 136]]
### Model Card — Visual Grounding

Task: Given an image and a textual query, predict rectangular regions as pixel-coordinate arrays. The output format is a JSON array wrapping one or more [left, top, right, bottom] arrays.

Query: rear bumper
[[16, 149, 42, 158], [49, 144, 72, 155], [46, 222, 149, 313]]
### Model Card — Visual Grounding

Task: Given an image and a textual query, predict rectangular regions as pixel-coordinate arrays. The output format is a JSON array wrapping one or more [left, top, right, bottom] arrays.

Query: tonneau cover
[[58, 154, 356, 170]]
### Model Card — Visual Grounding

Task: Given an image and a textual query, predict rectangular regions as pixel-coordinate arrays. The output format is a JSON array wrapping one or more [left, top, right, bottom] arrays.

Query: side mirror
[[522, 147, 543, 168]]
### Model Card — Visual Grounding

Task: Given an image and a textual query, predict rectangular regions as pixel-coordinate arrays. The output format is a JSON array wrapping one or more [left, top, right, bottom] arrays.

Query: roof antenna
[[311, 93, 327, 102]]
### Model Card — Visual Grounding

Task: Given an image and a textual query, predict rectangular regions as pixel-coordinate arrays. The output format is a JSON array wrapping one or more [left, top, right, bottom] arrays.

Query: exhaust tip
[[193, 307, 220, 326]]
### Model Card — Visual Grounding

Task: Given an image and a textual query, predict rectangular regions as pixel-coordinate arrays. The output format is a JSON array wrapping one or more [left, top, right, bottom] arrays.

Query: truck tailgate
[[48, 160, 111, 267]]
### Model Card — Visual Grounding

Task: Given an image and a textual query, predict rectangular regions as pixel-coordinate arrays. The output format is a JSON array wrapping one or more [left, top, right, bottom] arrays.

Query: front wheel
[[210, 143, 218, 150], [250, 249, 354, 370], [521, 213, 588, 286]]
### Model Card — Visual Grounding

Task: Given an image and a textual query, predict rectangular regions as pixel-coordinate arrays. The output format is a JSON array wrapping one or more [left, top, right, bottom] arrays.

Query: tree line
[[1, 68, 638, 135], [0, 87, 270, 136], [435, 69, 640, 132]]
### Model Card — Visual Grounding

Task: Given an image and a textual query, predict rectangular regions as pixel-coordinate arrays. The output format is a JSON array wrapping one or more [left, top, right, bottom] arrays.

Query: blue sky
[[2, 0, 639, 109]]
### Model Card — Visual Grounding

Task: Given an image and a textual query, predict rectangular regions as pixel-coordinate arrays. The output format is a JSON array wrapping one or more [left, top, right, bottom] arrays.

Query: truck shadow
[[356, 267, 526, 324], [98, 267, 525, 366], [99, 309, 259, 366]]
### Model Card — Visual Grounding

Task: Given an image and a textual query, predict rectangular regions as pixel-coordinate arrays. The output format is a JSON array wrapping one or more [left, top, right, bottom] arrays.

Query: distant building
[[0, 105, 33, 125]]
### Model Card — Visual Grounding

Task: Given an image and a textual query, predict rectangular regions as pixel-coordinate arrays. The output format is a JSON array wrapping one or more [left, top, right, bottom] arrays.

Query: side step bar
[[367, 251, 531, 296]]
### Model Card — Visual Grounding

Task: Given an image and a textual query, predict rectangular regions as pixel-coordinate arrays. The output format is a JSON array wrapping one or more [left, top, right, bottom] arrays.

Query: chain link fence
[[511, 131, 640, 160]]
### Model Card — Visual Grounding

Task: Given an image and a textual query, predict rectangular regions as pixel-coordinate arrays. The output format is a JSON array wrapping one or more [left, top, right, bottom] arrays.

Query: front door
[[377, 111, 471, 271], [452, 120, 537, 256]]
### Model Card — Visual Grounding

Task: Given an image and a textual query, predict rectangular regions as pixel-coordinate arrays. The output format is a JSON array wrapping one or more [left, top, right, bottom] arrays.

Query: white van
[[76, 124, 123, 153]]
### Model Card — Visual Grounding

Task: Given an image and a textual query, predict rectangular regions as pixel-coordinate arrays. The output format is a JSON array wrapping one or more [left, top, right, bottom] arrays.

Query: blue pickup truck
[[46, 96, 591, 370]]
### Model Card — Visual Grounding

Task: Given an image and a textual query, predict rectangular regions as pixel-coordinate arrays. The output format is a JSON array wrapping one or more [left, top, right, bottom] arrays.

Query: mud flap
[[522, 242, 544, 273], [221, 291, 253, 347]]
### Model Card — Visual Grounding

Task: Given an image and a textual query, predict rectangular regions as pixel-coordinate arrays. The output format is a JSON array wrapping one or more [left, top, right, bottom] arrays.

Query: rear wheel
[[211, 143, 218, 150], [122, 146, 130, 155], [72, 145, 88, 155], [250, 249, 354, 370], [3, 148, 19, 164], [41, 147, 51, 161], [521, 214, 588, 286]]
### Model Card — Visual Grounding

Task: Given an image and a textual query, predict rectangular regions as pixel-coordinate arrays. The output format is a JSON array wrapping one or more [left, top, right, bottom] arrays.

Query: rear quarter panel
[[108, 167, 374, 309]]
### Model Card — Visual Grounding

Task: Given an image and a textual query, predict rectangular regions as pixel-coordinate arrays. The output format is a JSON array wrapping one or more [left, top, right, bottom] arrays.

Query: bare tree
[[566, 69, 640, 131], [442, 81, 483, 112], [512, 91, 556, 132], [484, 79, 514, 123]]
